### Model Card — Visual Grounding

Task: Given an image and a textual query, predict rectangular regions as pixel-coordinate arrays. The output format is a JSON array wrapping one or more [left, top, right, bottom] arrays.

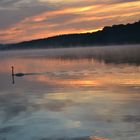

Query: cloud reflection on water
[[0, 53, 140, 88], [0, 49, 140, 140]]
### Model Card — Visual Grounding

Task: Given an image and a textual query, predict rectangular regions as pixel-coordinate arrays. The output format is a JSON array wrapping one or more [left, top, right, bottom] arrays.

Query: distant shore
[[1, 45, 140, 65], [0, 20, 140, 51]]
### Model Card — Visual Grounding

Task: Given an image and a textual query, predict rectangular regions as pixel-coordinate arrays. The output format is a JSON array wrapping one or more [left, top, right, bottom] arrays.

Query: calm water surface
[[0, 49, 140, 140]]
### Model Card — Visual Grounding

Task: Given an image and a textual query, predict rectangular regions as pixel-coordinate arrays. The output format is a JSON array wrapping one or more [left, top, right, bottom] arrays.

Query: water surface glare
[[0, 48, 140, 140]]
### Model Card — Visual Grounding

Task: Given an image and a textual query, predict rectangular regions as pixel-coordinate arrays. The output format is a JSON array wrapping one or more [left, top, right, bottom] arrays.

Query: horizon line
[[1, 20, 139, 45]]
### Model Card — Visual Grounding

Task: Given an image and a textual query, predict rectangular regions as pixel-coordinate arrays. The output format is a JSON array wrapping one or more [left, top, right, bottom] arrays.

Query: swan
[[11, 66, 25, 77]]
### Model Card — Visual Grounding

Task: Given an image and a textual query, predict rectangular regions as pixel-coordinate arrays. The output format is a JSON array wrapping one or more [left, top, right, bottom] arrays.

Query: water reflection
[[0, 49, 140, 140], [1, 56, 140, 87]]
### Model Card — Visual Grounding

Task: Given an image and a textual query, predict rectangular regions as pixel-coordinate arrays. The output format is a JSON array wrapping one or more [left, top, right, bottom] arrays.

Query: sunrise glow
[[0, 0, 140, 43]]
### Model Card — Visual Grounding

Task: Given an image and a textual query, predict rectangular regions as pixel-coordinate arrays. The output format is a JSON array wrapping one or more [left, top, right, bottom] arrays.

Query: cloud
[[0, 0, 56, 29], [123, 115, 140, 123], [0, 0, 140, 43]]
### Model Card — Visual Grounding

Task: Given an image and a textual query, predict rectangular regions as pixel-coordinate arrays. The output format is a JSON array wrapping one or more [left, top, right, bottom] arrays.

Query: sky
[[0, 0, 140, 44]]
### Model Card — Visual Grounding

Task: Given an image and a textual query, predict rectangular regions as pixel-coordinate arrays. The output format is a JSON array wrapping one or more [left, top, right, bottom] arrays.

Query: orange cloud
[[90, 136, 109, 140], [0, 1, 140, 43]]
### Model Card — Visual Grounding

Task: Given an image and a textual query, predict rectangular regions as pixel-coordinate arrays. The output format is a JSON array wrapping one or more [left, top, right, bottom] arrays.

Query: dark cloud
[[0, 0, 20, 7], [123, 115, 140, 123], [0, 7, 45, 29], [39, 137, 90, 140], [0, 0, 55, 29], [0, 126, 20, 134]]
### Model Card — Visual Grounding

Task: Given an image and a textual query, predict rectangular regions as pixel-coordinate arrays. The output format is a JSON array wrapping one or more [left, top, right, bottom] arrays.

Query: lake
[[0, 46, 140, 140]]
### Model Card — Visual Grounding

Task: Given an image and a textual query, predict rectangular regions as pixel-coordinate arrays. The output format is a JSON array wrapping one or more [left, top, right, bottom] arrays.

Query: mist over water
[[1, 45, 140, 65], [0, 45, 140, 140]]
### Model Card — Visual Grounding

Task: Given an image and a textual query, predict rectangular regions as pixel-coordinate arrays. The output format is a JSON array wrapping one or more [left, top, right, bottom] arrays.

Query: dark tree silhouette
[[0, 20, 140, 50]]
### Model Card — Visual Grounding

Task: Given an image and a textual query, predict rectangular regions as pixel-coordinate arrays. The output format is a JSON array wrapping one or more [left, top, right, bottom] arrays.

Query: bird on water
[[11, 66, 25, 77]]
